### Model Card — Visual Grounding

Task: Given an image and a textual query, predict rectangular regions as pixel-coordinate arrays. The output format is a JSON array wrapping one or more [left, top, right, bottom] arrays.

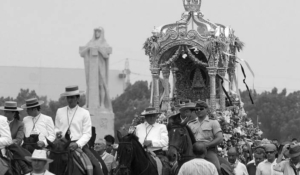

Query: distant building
[[0, 66, 125, 100]]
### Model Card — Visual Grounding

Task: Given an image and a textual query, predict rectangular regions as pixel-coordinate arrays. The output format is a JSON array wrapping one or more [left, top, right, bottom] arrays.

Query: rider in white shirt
[[22, 98, 56, 148], [0, 115, 12, 149], [135, 107, 168, 154]]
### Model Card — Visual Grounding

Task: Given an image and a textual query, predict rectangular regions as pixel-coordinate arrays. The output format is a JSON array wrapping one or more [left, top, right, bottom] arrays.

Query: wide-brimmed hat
[[287, 144, 300, 158], [25, 150, 53, 163], [179, 100, 197, 111], [0, 101, 23, 111], [60, 85, 84, 97], [140, 107, 161, 116], [21, 98, 44, 109]]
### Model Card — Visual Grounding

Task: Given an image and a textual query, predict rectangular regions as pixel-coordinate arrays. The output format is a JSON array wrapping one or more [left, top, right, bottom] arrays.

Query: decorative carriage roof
[[144, 0, 244, 69]]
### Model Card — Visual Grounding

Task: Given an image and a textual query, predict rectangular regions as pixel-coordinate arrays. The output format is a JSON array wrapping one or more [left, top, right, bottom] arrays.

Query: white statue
[[79, 27, 112, 111]]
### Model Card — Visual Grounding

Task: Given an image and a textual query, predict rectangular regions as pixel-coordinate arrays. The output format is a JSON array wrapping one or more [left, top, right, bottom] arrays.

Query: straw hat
[[0, 101, 23, 111], [140, 107, 161, 116], [60, 85, 84, 97], [25, 150, 53, 163], [179, 100, 197, 111], [21, 98, 44, 109]]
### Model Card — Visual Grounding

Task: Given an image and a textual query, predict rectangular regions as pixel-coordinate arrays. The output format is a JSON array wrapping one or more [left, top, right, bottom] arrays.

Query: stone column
[[218, 68, 226, 111], [171, 66, 178, 99], [161, 66, 171, 111], [151, 68, 161, 110], [207, 67, 217, 112], [227, 68, 235, 92]]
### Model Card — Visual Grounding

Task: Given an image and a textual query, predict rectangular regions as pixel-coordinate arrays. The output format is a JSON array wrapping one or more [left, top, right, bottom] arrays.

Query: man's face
[[145, 114, 157, 125], [105, 141, 113, 153], [254, 154, 265, 165], [94, 142, 106, 153], [265, 149, 276, 162], [4, 111, 15, 118], [228, 152, 237, 164], [195, 107, 208, 118], [66, 96, 79, 108], [32, 160, 47, 171], [26, 107, 38, 117], [272, 140, 279, 146], [291, 155, 300, 165], [179, 109, 192, 119]]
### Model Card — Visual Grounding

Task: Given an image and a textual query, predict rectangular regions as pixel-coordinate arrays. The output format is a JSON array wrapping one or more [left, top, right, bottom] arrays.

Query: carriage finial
[[182, 0, 201, 12]]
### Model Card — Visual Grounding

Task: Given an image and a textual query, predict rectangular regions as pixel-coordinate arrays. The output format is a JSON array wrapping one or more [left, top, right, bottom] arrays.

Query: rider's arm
[[43, 115, 56, 146], [0, 117, 12, 148], [151, 125, 168, 148], [206, 120, 223, 148], [76, 110, 92, 148], [13, 121, 25, 145]]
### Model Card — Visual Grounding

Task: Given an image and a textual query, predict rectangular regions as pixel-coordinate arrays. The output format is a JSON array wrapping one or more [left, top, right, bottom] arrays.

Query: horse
[[115, 131, 158, 175], [46, 137, 87, 175], [22, 134, 40, 154], [167, 113, 234, 175]]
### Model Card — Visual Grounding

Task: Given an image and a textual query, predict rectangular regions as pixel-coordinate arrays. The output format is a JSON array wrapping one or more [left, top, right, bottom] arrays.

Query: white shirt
[[23, 114, 56, 146], [135, 122, 168, 152], [234, 161, 249, 175], [26, 170, 55, 175], [178, 158, 218, 175], [0, 115, 12, 149], [55, 105, 92, 148], [256, 159, 283, 175]]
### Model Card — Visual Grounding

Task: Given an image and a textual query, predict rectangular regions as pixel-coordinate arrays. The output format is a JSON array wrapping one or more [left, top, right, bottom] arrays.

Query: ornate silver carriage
[[144, 0, 246, 114]]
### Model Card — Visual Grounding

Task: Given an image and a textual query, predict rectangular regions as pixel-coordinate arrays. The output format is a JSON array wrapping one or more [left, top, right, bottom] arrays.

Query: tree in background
[[112, 81, 151, 132]]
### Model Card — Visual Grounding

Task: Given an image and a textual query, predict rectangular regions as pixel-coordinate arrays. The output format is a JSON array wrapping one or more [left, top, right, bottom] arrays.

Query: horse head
[[47, 136, 71, 175]]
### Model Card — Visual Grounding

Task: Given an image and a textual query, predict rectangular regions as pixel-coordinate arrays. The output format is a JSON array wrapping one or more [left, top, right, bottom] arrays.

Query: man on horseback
[[135, 107, 169, 174], [0, 115, 13, 174], [22, 98, 56, 149], [184, 100, 224, 174], [55, 85, 103, 175]]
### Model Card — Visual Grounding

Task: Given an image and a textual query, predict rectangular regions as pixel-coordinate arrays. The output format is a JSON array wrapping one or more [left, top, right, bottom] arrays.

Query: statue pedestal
[[89, 107, 115, 139]]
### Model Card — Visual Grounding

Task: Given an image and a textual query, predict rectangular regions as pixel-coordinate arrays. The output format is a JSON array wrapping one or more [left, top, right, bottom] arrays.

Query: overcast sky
[[1, 0, 300, 93]]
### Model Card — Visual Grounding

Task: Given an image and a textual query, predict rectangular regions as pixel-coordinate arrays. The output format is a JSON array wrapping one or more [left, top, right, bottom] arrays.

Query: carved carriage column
[[227, 67, 235, 92], [161, 66, 171, 111], [207, 67, 217, 112], [218, 68, 226, 111], [151, 68, 161, 110], [171, 65, 178, 99]]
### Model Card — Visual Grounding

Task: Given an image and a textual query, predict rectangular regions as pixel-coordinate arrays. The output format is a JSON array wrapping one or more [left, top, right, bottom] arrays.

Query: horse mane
[[185, 126, 196, 144], [124, 133, 149, 158]]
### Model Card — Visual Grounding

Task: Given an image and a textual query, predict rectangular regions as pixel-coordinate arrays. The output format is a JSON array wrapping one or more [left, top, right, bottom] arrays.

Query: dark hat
[[179, 100, 197, 110], [140, 107, 161, 116], [287, 145, 300, 158], [0, 101, 23, 111], [21, 98, 44, 109], [195, 100, 209, 108]]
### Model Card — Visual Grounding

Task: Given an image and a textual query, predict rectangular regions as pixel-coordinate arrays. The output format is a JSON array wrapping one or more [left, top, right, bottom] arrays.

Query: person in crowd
[[274, 144, 300, 175], [241, 143, 253, 165], [25, 149, 54, 175], [22, 98, 56, 148], [55, 85, 103, 175], [94, 138, 115, 174], [272, 139, 280, 148], [178, 142, 218, 175], [104, 135, 115, 155], [292, 138, 298, 145], [0, 101, 24, 145], [256, 144, 282, 175], [187, 100, 223, 174], [247, 146, 266, 175], [228, 147, 249, 175], [179, 100, 198, 123], [0, 101, 32, 174], [0, 114, 13, 174], [135, 107, 168, 155]]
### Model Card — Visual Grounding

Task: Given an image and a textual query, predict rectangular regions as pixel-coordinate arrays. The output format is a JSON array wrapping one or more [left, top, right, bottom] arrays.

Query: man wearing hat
[[135, 107, 168, 154], [22, 98, 56, 148], [25, 149, 54, 175], [55, 85, 103, 175], [0, 115, 13, 175], [179, 100, 199, 125], [186, 100, 223, 174], [274, 144, 300, 175], [256, 143, 282, 175]]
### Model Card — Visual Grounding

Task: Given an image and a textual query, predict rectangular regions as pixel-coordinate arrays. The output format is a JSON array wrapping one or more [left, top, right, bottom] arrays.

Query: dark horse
[[46, 137, 86, 175], [22, 134, 40, 154], [115, 131, 157, 175], [167, 113, 234, 175]]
